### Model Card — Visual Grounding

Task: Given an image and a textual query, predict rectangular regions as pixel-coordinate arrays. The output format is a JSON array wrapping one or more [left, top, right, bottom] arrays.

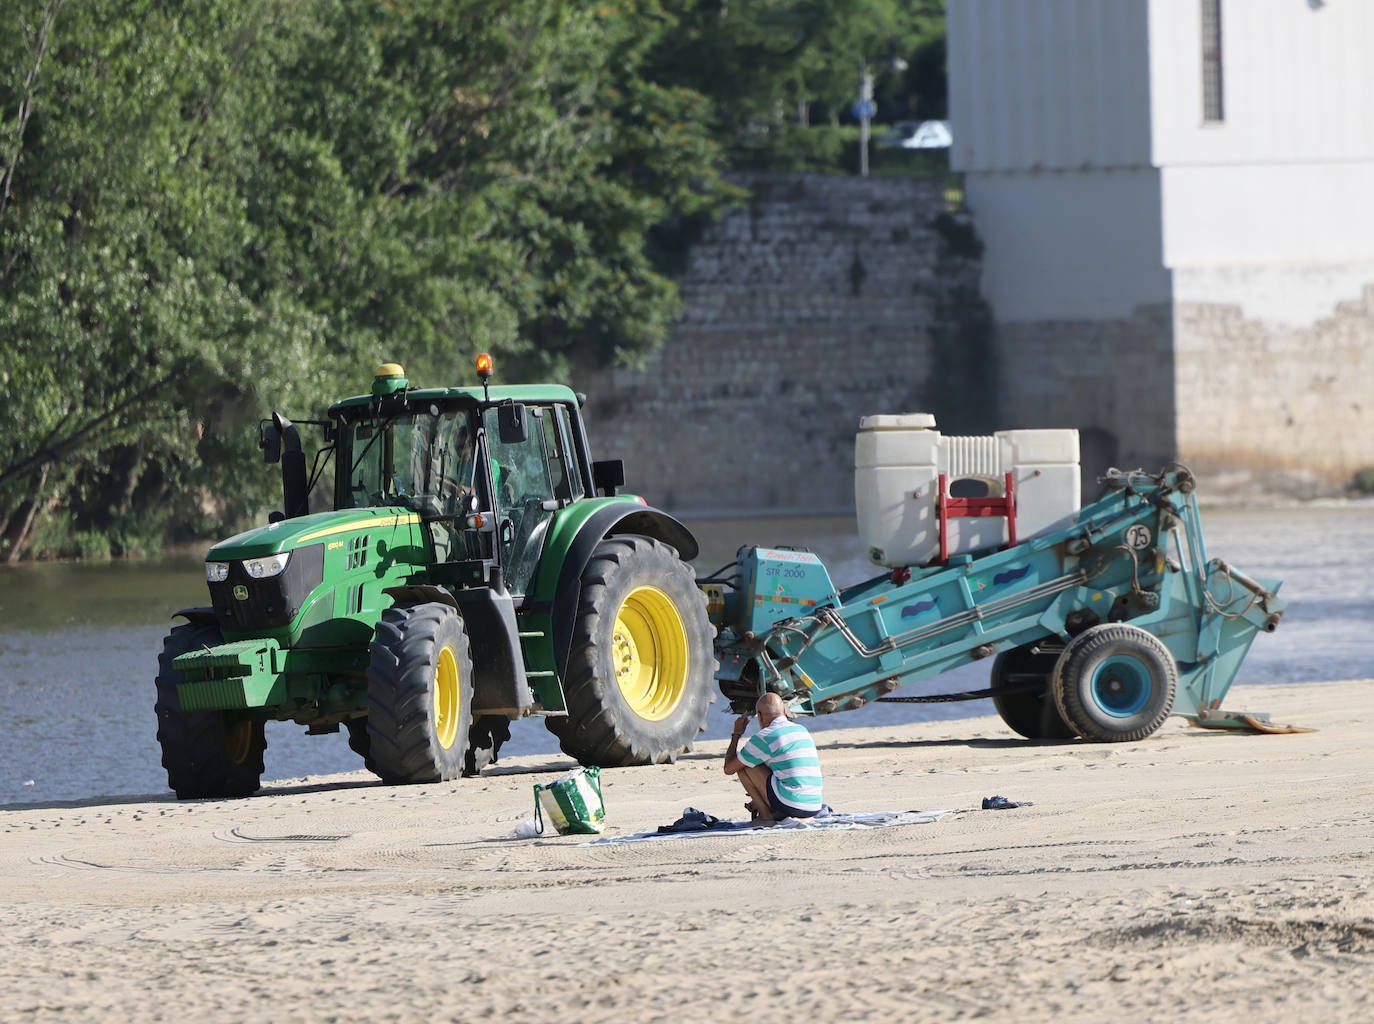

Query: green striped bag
[[534, 766, 605, 835]]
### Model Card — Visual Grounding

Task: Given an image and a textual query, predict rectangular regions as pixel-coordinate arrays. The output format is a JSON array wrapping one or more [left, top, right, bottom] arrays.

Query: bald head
[[755, 692, 788, 723]]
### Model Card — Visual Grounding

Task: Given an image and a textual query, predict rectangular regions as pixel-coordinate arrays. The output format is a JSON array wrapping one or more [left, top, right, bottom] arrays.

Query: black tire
[[345, 718, 374, 773], [1052, 623, 1178, 742], [548, 536, 716, 766], [990, 642, 1078, 740], [154, 621, 267, 800], [365, 602, 474, 784]]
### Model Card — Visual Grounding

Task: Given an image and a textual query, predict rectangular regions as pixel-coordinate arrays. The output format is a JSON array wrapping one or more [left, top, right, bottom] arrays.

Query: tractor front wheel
[[345, 718, 375, 773], [1052, 624, 1177, 742], [548, 536, 716, 766], [155, 621, 267, 799], [990, 642, 1078, 740], [365, 603, 473, 784]]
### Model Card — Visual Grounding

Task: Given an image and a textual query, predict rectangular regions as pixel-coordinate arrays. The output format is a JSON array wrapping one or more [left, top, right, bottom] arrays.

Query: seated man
[[723, 692, 824, 824]]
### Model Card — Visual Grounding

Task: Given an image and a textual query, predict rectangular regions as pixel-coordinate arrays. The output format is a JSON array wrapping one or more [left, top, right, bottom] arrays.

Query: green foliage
[[861, 143, 951, 179], [652, 0, 945, 145], [1352, 468, 1374, 495], [731, 122, 951, 178], [24, 511, 75, 562], [733, 122, 849, 173], [0, 0, 733, 558], [71, 530, 113, 561], [0, 0, 947, 559]]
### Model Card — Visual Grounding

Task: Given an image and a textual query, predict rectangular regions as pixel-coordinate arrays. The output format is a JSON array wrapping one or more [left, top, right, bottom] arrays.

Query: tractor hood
[[207, 508, 420, 561]]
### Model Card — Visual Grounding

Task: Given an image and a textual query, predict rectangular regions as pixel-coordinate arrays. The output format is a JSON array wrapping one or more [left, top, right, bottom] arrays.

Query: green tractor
[[155, 358, 716, 799]]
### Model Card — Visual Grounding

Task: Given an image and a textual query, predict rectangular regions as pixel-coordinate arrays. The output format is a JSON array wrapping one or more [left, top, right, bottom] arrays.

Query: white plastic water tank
[[854, 414, 1080, 567]]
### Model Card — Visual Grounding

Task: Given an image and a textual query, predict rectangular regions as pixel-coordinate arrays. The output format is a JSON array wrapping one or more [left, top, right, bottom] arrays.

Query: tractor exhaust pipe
[[262, 412, 310, 520]]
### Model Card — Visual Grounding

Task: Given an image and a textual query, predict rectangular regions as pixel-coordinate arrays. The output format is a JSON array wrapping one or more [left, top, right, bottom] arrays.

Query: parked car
[[877, 120, 952, 150]]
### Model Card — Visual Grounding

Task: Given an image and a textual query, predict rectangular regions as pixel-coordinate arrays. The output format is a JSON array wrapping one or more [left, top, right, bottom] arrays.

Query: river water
[[1, 503, 1370, 806]]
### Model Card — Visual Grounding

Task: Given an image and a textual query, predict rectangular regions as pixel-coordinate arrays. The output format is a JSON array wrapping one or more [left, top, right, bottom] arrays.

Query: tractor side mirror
[[593, 459, 625, 497], [260, 419, 282, 464], [497, 403, 528, 444]]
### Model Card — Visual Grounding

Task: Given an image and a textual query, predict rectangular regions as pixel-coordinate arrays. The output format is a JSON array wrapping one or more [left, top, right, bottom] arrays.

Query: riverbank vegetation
[[1, 0, 943, 560]]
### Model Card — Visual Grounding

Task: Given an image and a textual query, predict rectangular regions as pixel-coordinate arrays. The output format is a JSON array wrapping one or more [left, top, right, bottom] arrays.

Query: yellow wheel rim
[[433, 645, 461, 750], [224, 720, 253, 765], [612, 586, 689, 722]]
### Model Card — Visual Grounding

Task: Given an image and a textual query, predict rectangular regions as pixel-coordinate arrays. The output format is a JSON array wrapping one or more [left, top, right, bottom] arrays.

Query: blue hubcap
[[1090, 655, 1153, 717]]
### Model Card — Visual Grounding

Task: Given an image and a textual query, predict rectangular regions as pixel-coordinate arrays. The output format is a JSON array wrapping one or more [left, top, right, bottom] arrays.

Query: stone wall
[[1173, 278, 1374, 498], [572, 174, 1374, 516], [573, 173, 983, 516], [993, 304, 1178, 493], [971, 283, 1374, 500]]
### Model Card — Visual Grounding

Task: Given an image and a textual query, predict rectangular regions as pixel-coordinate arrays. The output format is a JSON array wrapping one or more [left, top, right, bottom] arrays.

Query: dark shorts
[[767, 774, 819, 819]]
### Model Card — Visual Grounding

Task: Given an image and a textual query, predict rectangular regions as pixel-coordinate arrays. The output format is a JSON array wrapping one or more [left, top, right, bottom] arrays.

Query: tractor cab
[[263, 358, 620, 601], [333, 393, 495, 573]]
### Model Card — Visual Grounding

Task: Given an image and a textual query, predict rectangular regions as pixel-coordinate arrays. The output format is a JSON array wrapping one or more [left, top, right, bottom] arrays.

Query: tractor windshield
[[341, 410, 477, 517]]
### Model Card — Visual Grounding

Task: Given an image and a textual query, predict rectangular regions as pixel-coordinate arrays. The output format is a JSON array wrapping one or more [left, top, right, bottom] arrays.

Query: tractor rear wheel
[[365, 602, 473, 784], [549, 536, 716, 766], [155, 621, 267, 799], [1052, 624, 1177, 742], [990, 642, 1078, 740]]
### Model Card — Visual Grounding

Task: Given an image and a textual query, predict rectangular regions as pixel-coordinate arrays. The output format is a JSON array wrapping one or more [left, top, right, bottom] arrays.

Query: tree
[[0, 0, 732, 558], [0, 0, 304, 558], [649, 0, 944, 139]]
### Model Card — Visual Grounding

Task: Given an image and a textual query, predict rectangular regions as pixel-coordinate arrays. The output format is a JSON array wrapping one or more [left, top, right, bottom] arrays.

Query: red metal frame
[[937, 471, 1017, 563]]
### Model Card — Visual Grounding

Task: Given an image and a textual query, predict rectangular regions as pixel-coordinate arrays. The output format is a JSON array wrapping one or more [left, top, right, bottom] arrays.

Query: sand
[[2, 679, 1371, 1023]]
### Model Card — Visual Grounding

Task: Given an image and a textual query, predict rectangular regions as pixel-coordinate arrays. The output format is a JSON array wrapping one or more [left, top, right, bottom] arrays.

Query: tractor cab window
[[340, 411, 476, 517], [485, 405, 559, 597], [544, 405, 586, 502], [429, 415, 478, 517]]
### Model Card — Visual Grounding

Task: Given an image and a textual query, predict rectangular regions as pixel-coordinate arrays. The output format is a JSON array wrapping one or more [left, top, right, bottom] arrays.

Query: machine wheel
[[548, 536, 716, 766], [345, 718, 375, 773], [154, 621, 267, 799], [365, 602, 474, 784], [990, 642, 1078, 740], [1052, 624, 1177, 742]]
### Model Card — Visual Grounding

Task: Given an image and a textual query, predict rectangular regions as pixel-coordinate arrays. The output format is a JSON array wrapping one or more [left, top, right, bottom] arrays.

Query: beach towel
[[581, 806, 968, 846]]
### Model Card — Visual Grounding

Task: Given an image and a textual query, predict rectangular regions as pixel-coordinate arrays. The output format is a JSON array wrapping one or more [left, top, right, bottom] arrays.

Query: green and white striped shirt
[[738, 719, 823, 812]]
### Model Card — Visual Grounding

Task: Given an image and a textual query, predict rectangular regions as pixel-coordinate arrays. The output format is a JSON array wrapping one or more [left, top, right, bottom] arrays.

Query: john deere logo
[[233, 585, 249, 601]]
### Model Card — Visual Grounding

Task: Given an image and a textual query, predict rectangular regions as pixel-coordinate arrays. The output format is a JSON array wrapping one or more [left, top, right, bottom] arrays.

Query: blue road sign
[[852, 99, 876, 120]]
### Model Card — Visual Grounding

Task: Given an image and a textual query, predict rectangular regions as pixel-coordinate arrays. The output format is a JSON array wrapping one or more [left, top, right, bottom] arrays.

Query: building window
[[1201, 0, 1224, 122]]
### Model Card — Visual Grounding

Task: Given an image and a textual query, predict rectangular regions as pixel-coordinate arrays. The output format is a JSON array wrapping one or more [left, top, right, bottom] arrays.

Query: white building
[[948, 0, 1374, 493]]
